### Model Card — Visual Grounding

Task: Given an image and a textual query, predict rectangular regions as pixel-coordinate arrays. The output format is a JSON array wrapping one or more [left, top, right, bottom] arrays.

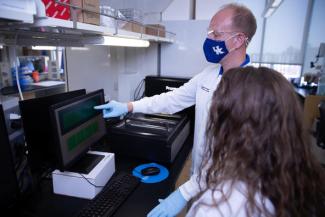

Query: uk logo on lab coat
[[213, 46, 224, 55]]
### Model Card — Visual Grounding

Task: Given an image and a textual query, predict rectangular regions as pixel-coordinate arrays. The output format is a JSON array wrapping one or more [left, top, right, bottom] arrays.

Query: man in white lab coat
[[95, 3, 257, 217]]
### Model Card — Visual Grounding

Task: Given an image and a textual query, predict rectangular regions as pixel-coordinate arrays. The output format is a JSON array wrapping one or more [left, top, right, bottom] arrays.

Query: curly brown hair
[[197, 66, 325, 216]]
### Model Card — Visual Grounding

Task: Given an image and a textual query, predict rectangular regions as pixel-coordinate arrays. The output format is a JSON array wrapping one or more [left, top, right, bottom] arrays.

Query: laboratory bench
[[1, 81, 66, 99], [17, 135, 193, 217], [293, 86, 317, 103], [293, 86, 325, 166]]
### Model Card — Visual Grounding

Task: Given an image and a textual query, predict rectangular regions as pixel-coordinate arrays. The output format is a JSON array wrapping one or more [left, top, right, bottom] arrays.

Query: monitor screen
[[50, 89, 106, 171], [19, 89, 86, 173], [0, 104, 20, 209]]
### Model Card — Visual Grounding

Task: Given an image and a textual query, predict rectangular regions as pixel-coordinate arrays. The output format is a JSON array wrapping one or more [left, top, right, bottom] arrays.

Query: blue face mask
[[203, 38, 229, 63]]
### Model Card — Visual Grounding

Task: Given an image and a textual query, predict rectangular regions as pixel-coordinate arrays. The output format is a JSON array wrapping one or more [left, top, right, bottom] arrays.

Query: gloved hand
[[147, 189, 187, 217], [94, 100, 128, 118]]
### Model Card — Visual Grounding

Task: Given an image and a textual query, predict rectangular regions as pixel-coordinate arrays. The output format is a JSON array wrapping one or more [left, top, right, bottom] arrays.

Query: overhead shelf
[[33, 16, 175, 42], [0, 2, 176, 47]]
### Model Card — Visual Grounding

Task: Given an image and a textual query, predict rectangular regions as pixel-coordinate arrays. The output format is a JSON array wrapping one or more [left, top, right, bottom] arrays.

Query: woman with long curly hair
[[187, 66, 325, 217]]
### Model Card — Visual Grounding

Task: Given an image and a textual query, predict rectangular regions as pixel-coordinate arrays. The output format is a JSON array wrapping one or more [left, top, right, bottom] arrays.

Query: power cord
[[310, 44, 323, 68], [79, 173, 105, 188], [133, 79, 145, 101], [13, 34, 24, 100]]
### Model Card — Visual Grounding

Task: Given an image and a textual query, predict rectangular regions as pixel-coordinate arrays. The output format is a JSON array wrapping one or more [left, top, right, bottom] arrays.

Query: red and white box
[[42, 0, 71, 20]]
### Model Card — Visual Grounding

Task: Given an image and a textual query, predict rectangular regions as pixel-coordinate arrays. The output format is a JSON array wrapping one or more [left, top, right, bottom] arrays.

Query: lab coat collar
[[219, 54, 250, 75]]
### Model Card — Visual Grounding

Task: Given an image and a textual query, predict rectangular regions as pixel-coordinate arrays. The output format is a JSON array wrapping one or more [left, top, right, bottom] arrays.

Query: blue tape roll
[[132, 163, 169, 183]]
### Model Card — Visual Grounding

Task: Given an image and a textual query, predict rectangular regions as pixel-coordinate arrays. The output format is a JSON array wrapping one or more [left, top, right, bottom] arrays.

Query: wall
[[161, 20, 210, 78], [66, 43, 158, 102], [66, 46, 120, 101], [195, 0, 230, 20], [118, 43, 158, 102], [163, 0, 193, 20]]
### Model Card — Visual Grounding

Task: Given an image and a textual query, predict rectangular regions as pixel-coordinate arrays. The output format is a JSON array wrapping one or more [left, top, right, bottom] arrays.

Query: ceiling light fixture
[[263, 0, 284, 18], [31, 46, 57, 50], [70, 47, 90, 51], [264, 7, 276, 18], [102, 36, 150, 47], [271, 0, 283, 7]]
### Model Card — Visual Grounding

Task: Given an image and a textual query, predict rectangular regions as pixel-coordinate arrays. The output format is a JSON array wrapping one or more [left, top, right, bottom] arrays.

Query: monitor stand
[[69, 153, 104, 174], [52, 151, 115, 199]]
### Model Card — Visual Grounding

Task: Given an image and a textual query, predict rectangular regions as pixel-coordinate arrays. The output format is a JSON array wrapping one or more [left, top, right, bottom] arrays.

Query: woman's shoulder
[[186, 181, 274, 217]]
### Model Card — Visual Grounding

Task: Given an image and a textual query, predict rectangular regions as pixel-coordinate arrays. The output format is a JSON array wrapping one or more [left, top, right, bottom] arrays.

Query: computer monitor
[[144, 76, 190, 97], [0, 104, 20, 209], [19, 89, 86, 174], [49, 89, 106, 172]]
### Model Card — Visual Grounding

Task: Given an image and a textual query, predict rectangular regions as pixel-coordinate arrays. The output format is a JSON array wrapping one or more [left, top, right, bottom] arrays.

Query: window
[[262, 0, 308, 66], [249, 0, 310, 79], [251, 62, 301, 79]]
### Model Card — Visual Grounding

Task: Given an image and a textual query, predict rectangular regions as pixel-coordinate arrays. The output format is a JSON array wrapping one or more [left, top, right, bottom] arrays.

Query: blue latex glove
[[147, 189, 187, 217], [94, 100, 128, 118]]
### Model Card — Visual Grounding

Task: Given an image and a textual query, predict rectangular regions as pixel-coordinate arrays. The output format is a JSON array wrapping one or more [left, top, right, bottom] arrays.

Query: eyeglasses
[[207, 29, 238, 38], [207, 29, 250, 46]]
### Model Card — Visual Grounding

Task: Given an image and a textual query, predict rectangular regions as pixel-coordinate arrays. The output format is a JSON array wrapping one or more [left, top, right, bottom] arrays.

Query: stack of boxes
[[121, 22, 143, 34], [145, 24, 166, 37], [41, 0, 71, 20], [42, 0, 100, 25], [40, 0, 166, 36], [70, 0, 100, 25]]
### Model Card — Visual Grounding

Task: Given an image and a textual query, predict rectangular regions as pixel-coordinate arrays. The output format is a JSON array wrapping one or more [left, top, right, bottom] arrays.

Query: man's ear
[[232, 33, 246, 49]]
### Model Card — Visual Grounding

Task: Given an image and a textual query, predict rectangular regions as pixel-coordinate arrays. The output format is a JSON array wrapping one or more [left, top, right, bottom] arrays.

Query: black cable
[[138, 80, 145, 99], [141, 90, 145, 99], [136, 80, 145, 100], [133, 79, 145, 100], [312, 45, 323, 66], [79, 173, 105, 188], [133, 79, 143, 100]]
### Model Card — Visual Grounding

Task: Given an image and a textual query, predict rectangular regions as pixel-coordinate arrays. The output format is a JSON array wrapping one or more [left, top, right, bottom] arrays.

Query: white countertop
[[30, 80, 65, 87]]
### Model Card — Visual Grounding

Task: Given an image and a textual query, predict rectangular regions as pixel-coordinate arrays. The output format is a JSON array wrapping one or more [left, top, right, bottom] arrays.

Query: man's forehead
[[209, 8, 234, 31]]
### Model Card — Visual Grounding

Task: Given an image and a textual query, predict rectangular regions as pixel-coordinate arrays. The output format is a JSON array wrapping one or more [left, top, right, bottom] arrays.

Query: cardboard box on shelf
[[70, 0, 83, 22], [122, 22, 144, 34], [82, 0, 100, 25], [69, 0, 100, 25], [121, 22, 132, 31], [145, 24, 166, 37], [132, 23, 144, 33], [41, 0, 71, 20]]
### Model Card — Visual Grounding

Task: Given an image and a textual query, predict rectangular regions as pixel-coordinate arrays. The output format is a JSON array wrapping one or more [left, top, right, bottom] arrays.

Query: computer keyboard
[[76, 171, 140, 217]]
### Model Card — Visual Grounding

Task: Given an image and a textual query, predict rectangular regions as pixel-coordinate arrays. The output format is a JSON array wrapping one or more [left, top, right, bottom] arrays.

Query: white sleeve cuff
[[131, 98, 148, 113], [179, 175, 201, 201]]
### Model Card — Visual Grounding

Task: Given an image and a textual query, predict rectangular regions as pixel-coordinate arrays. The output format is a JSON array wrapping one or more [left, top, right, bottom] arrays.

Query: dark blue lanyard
[[218, 54, 250, 76]]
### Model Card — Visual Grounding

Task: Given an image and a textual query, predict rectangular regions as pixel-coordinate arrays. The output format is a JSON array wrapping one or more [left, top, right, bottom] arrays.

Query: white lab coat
[[132, 64, 222, 200], [185, 181, 274, 217]]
